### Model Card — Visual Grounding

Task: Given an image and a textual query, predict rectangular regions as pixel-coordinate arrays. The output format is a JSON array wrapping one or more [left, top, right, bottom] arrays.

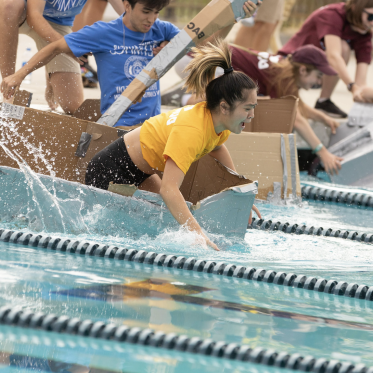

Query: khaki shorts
[[255, 0, 285, 24], [19, 19, 80, 75]]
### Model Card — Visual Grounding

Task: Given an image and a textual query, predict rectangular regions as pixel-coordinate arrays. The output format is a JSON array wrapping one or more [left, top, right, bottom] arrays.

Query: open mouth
[[240, 122, 245, 130]]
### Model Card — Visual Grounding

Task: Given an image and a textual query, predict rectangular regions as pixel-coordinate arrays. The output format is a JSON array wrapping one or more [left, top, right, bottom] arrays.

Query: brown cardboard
[[0, 103, 253, 205], [244, 96, 298, 134], [0, 103, 120, 183], [184, 0, 236, 43], [225, 132, 301, 200], [13, 90, 33, 107], [180, 155, 252, 205], [72, 99, 101, 121]]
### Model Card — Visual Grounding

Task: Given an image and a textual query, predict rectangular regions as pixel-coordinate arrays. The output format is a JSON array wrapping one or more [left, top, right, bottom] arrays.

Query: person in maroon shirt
[[168, 44, 343, 174], [279, 0, 373, 118]]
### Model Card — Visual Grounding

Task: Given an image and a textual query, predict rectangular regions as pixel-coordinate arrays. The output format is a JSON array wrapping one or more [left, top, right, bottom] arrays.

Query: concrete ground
[[1, 4, 372, 149]]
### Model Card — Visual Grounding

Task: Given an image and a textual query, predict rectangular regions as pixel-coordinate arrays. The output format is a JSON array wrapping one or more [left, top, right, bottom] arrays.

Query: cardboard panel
[[13, 90, 32, 107], [181, 155, 251, 205], [72, 99, 101, 121], [0, 104, 87, 182], [225, 132, 300, 200], [245, 96, 298, 134]]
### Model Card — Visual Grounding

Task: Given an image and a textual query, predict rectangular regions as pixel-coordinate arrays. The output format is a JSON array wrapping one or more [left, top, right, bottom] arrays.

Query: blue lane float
[[1, 227, 373, 302], [0, 305, 371, 373]]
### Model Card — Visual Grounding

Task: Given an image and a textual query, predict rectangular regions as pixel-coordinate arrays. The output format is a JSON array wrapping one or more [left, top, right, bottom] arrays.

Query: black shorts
[[85, 136, 151, 190]]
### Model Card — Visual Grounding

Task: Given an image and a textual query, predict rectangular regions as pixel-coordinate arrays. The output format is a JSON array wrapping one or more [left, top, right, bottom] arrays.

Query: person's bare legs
[[250, 21, 278, 51], [320, 40, 351, 99], [0, 0, 26, 102], [49, 72, 84, 114], [361, 86, 373, 103], [234, 21, 278, 51], [233, 24, 255, 50], [72, 0, 108, 31]]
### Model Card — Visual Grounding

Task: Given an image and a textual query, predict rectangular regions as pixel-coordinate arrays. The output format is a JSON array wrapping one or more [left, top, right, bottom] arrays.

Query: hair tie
[[224, 66, 234, 74]]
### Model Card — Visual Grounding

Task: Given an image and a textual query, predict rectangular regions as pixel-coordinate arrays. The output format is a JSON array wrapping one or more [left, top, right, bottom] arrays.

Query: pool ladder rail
[[0, 305, 372, 373], [1, 227, 373, 302]]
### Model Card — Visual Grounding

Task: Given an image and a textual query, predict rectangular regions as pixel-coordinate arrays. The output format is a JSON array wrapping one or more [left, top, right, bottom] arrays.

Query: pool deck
[[1, 12, 373, 125]]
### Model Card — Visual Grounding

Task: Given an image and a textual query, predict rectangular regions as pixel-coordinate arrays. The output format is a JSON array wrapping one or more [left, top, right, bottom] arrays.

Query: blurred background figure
[[233, 0, 285, 52]]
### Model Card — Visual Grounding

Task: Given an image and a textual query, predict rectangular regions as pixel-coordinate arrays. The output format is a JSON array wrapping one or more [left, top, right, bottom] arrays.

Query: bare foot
[[45, 81, 58, 111]]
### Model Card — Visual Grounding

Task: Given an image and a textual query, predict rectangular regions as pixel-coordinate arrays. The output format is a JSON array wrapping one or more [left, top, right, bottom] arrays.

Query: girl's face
[[298, 67, 323, 90], [361, 8, 373, 32], [222, 89, 258, 134]]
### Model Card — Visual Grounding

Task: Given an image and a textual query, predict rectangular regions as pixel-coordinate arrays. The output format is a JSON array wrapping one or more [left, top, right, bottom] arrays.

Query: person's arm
[[294, 110, 343, 175], [324, 34, 367, 101], [352, 62, 370, 102], [27, 0, 64, 43], [108, 0, 125, 15], [209, 145, 237, 171], [300, 101, 340, 134], [160, 158, 220, 251], [1, 39, 79, 99]]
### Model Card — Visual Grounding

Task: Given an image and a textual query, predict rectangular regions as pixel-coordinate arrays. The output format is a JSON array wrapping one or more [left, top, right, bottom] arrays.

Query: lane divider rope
[[1, 228, 373, 302], [301, 185, 373, 208], [0, 305, 371, 373], [248, 217, 373, 245]]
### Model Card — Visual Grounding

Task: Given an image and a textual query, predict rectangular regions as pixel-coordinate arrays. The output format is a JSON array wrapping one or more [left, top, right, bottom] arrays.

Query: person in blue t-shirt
[[0, 0, 94, 113], [1, 0, 179, 127]]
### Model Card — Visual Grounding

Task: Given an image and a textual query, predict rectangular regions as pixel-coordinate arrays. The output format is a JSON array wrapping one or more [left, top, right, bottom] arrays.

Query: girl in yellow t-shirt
[[85, 39, 259, 251]]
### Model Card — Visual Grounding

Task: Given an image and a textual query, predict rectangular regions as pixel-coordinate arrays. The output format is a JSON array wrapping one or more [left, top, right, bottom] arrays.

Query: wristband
[[347, 82, 355, 92], [312, 143, 324, 154]]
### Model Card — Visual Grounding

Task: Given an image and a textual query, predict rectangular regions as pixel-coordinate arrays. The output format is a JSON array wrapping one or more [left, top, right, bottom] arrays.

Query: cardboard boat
[[0, 100, 257, 238], [328, 103, 373, 187]]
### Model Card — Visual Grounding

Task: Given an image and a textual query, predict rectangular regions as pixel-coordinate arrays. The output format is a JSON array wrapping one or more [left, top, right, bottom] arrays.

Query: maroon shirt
[[279, 2, 372, 64], [231, 46, 281, 97]]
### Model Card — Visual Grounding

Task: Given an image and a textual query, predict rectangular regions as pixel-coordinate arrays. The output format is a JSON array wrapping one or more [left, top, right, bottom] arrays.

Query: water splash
[[0, 137, 89, 235]]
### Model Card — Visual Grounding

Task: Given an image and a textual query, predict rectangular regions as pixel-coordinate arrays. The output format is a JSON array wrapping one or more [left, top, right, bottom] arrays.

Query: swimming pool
[[1, 145, 373, 372]]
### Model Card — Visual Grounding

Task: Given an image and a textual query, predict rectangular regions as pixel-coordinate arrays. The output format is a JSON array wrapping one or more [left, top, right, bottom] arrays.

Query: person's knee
[[341, 40, 351, 63], [0, 0, 25, 22]]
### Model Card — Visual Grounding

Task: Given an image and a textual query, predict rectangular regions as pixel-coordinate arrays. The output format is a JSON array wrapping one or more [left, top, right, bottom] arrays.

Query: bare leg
[[233, 24, 255, 50], [138, 174, 162, 194], [0, 0, 26, 103], [0, 0, 26, 78], [234, 21, 278, 52], [320, 40, 351, 99], [49, 72, 84, 114], [250, 21, 278, 52], [72, 0, 108, 32]]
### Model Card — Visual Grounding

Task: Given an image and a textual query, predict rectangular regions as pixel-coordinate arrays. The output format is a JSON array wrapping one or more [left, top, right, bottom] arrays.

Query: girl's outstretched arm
[[160, 158, 220, 251]]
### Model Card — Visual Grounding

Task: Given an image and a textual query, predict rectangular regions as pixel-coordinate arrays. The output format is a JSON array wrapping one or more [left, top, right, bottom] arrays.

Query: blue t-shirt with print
[[64, 16, 180, 127], [38, 0, 88, 26]]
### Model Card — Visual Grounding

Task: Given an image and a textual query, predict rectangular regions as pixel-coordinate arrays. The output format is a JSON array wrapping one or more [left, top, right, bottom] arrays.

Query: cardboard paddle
[[96, 0, 258, 127]]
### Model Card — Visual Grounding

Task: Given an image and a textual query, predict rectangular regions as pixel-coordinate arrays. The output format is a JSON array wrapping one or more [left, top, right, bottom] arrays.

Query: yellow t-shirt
[[139, 102, 231, 174]]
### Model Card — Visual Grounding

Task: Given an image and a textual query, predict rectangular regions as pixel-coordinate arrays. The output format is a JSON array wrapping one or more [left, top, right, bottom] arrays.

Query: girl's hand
[[1, 73, 24, 100], [318, 147, 343, 175], [243, 0, 261, 18], [249, 204, 261, 225], [352, 84, 366, 103], [205, 236, 220, 251], [323, 116, 340, 135]]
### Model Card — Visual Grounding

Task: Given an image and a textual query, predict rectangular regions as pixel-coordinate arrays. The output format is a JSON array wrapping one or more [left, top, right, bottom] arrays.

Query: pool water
[[1, 161, 373, 371]]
